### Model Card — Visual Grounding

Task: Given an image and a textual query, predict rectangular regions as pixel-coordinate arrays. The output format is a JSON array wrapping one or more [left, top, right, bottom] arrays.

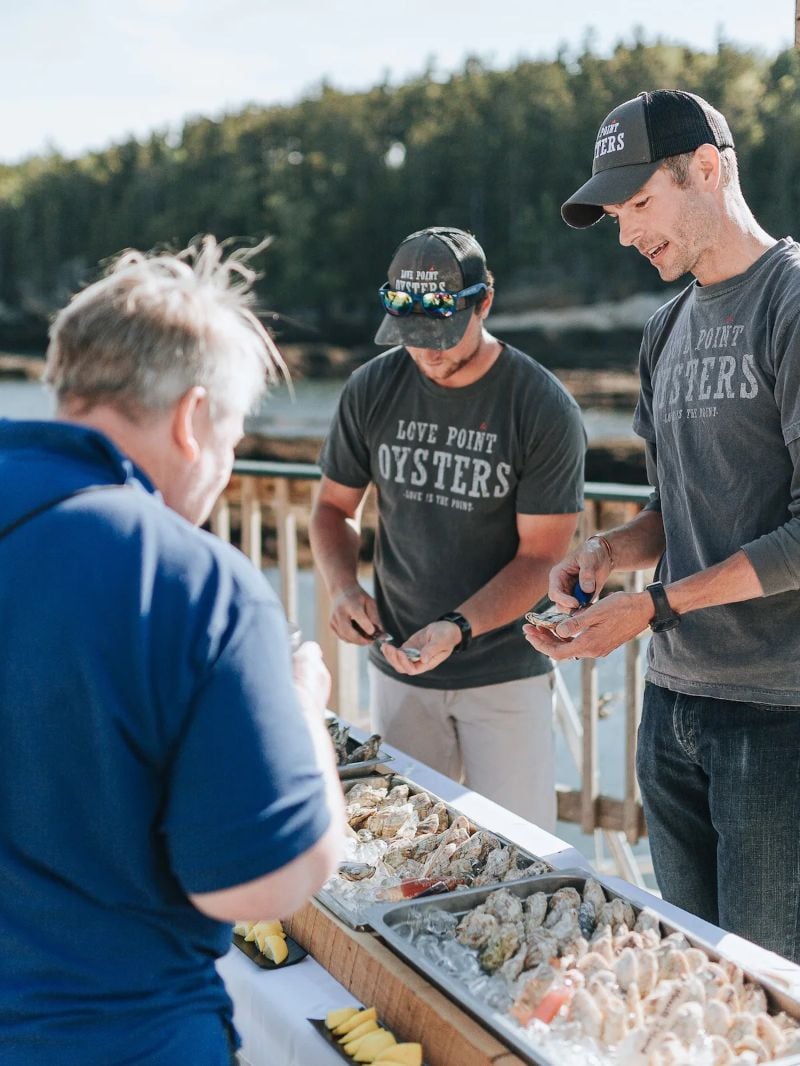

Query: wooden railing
[[211, 460, 654, 883]]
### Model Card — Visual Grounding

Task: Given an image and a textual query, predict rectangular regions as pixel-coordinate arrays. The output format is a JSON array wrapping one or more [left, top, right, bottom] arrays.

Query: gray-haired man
[[0, 238, 345, 1065]]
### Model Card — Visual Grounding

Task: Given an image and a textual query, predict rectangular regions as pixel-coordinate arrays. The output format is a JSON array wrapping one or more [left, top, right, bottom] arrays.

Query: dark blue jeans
[[637, 682, 800, 963]]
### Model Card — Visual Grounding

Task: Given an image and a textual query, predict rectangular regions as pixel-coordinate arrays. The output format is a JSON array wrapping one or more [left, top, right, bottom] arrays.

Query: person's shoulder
[[770, 236, 800, 266], [498, 342, 580, 411], [347, 346, 409, 388], [763, 238, 800, 291], [96, 485, 273, 605], [643, 282, 695, 335], [334, 348, 414, 425]]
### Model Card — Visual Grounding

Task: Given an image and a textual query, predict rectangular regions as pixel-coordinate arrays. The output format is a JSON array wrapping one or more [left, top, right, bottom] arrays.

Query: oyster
[[633, 906, 662, 935], [504, 858, 549, 882], [408, 792, 432, 815], [456, 909, 499, 949], [414, 812, 442, 836], [524, 927, 559, 968], [479, 924, 520, 973], [548, 886, 582, 914], [337, 862, 376, 882], [578, 900, 597, 939], [381, 783, 409, 806], [364, 806, 416, 839], [583, 877, 607, 913], [482, 887, 524, 925], [499, 943, 530, 983], [326, 719, 351, 763], [523, 891, 549, 930], [472, 846, 512, 886], [345, 733, 383, 764]]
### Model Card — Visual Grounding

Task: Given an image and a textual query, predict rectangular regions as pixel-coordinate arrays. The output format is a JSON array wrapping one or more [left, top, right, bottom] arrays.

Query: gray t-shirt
[[633, 238, 800, 705], [319, 342, 586, 689]]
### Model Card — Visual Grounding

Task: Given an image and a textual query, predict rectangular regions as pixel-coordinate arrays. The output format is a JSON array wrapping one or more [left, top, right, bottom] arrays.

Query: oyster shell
[[479, 924, 520, 973]]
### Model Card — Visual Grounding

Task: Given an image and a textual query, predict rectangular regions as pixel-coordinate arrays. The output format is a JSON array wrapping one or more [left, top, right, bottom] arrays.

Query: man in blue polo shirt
[[0, 237, 344, 1065]]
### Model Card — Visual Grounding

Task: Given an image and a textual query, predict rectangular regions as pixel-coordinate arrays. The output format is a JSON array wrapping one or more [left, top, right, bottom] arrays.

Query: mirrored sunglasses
[[378, 282, 487, 318]]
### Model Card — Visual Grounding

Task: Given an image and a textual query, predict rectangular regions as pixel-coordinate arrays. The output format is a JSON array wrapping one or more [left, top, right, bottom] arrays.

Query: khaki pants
[[368, 665, 556, 831]]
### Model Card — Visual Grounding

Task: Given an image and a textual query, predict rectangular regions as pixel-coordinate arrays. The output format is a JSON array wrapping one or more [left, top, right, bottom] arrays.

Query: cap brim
[[561, 160, 662, 229], [374, 307, 473, 350]]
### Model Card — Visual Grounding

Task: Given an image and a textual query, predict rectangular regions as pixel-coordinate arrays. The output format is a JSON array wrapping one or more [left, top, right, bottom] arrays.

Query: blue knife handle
[[572, 581, 592, 607]]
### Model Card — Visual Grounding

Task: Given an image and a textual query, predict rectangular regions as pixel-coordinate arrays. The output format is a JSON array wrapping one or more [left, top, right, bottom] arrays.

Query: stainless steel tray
[[314, 773, 550, 932], [337, 746, 394, 779], [370, 870, 800, 1066]]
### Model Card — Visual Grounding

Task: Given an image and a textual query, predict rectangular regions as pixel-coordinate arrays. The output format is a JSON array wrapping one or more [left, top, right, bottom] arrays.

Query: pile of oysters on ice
[[452, 880, 800, 1065], [331, 777, 548, 902]]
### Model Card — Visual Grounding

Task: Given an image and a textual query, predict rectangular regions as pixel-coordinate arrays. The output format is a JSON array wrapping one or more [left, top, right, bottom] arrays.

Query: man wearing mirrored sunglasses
[[310, 226, 586, 828]]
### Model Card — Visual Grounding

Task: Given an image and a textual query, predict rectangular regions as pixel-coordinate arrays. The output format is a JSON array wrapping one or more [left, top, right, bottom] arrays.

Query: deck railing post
[[623, 567, 645, 844], [273, 479, 298, 623], [240, 476, 262, 570], [310, 482, 363, 723], [580, 658, 599, 835], [210, 496, 231, 543]]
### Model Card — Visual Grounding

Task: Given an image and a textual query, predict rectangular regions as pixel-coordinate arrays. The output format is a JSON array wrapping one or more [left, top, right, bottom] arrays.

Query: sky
[[1, 0, 795, 165]]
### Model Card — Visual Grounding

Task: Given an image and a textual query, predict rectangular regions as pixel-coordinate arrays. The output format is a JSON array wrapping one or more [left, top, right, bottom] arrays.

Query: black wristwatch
[[645, 581, 680, 633], [437, 611, 472, 652]]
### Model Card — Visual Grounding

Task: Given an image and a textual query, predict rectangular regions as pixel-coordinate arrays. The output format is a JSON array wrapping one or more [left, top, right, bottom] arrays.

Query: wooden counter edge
[[285, 898, 527, 1066]]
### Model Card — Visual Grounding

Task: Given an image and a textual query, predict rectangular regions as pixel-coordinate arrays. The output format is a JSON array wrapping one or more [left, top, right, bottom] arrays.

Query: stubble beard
[[426, 332, 483, 381]]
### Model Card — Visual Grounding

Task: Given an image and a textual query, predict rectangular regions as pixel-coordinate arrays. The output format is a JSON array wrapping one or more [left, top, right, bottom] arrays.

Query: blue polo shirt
[[0, 420, 330, 1065]]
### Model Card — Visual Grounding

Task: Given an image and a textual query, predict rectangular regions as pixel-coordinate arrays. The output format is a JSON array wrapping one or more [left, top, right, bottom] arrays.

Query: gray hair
[[662, 146, 739, 190], [46, 236, 286, 419]]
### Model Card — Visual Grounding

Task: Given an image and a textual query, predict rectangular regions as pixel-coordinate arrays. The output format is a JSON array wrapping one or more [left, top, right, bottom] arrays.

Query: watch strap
[[437, 611, 472, 652], [645, 581, 680, 633]]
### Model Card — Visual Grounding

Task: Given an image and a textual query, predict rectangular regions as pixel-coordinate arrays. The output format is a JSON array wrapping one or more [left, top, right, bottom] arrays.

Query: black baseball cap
[[561, 90, 735, 229], [374, 227, 488, 350]]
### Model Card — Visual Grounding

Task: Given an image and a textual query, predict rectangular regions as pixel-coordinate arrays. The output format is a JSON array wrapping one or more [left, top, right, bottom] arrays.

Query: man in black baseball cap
[[562, 90, 735, 229], [527, 89, 800, 964], [310, 225, 586, 829], [374, 226, 490, 351]]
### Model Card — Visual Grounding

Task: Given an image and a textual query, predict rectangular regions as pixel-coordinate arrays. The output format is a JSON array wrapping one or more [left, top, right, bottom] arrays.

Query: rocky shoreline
[[1, 353, 648, 484], [237, 363, 647, 484]]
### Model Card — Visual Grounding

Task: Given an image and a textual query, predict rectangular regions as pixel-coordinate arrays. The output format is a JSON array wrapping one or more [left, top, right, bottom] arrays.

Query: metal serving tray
[[370, 870, 800, 1066], [314, 774, 550, 932]]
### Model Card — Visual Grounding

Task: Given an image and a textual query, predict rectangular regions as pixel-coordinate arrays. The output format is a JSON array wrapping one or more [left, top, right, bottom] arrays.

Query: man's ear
[[478, 287, 495, 320], [693, 144, 721, 191], [172, 386, 208, 462]]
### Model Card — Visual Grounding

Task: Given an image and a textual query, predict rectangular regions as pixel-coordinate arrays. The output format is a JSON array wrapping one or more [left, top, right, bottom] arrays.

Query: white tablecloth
[[217, 946, 348, 1066], [219, 739, 800, 1066]]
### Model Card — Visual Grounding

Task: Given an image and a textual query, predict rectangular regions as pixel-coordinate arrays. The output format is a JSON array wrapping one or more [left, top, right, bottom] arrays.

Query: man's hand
[[380, 620, 462, 676], [329, 584, 384, 644], [292, 641, 331, 717], [523, 590, 653, 661], [549, 536, 614, 610]]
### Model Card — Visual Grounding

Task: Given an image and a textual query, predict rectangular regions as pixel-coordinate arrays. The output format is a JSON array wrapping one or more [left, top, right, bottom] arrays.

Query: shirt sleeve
[[318, 373, 372, 488], [632, 325, 657, 445], [739, 311, 800, 594], [162, 593, 330, 894], [743, 442, 800, 595]]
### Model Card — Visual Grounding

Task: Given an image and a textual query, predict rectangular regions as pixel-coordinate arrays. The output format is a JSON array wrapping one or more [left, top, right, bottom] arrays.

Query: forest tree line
[[1, 38, 799, 350]]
